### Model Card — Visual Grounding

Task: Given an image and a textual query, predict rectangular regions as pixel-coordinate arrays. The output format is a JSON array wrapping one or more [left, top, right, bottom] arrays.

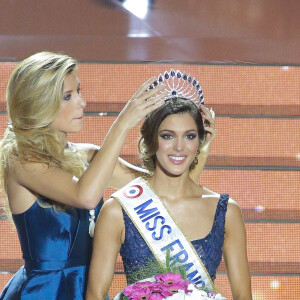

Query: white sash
[[112, 177, 216, 292]]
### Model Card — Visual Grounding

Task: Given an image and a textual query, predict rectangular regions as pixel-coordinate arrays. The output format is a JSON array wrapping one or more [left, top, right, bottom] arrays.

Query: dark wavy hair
[[138, 97, 205, 173]]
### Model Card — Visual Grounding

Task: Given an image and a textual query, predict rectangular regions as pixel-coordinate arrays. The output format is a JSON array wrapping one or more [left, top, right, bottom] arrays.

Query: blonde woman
[[0, 55, 215, 299]]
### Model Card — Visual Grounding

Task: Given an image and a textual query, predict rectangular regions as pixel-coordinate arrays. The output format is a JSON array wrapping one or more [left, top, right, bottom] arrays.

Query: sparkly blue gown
[[0, 198, 103, 300], [120, 194, 229, 284]]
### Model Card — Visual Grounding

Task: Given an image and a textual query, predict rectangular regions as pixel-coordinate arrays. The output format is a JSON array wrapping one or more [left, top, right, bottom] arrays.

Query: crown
[[149, 69, 204, 107]]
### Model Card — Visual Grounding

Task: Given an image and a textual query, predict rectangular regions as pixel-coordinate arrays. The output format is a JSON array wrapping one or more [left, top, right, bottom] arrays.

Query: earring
[[193, 156, 198, 165], [193, 148, 200, 165]]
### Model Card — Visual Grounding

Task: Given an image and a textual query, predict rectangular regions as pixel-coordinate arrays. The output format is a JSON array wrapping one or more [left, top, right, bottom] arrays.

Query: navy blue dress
[[120, 194, 229, 284], [0, 198, 103, 300]]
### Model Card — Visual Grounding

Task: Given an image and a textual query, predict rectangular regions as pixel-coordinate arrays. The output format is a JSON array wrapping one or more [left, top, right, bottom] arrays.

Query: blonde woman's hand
[[199, 105, 217, 155], [117, 77, 167, 130]]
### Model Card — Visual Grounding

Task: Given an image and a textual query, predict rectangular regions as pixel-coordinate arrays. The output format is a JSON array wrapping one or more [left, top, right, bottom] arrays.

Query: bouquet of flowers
[[114, 249, 226, 300], [114, 273, 227, 300]]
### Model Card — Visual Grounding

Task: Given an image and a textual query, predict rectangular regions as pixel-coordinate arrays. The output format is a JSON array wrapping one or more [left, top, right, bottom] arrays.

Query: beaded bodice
[[120, 193, 229, 283]]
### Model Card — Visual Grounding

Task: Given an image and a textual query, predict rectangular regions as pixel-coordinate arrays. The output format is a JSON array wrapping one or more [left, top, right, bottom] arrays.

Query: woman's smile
[[168, 155, 187, 164]]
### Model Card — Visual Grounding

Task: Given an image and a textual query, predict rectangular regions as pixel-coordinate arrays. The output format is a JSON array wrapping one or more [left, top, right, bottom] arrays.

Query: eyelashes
[[63, 94, 71, 101], [159, 133, 198, 140], [186, 134, 197, 140], [63, 86, 82, 101], [160, 134, 173, 140]]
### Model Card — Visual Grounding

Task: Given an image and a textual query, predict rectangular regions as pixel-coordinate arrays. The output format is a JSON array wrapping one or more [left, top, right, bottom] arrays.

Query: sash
[[112, 177, 216, 292]]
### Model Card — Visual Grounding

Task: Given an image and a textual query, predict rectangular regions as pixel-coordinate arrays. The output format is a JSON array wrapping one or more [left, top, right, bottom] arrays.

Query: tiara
[[149, 69, 204, 107]]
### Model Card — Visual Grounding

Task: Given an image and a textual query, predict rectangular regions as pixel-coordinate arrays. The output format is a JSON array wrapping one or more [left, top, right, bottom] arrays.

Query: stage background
[[0, 62, 299, 299]]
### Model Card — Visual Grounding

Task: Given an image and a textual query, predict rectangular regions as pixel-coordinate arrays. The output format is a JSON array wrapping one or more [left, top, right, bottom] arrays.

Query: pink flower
[[134, 281, 155, 290], [161, 282, 189, 295], [121, 273, 204, 300], [123, 281, 154, 297], [130, 287, 153, 300], [123, 284, 135, 297], [148, 294, 165, 300], [144, 282, 172, 298], [154, 273, 187, 287]]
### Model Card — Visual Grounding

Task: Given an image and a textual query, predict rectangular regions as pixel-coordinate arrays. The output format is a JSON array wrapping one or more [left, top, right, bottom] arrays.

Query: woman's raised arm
[[190, 105, 217, 183], [12, 78, 167, 210]]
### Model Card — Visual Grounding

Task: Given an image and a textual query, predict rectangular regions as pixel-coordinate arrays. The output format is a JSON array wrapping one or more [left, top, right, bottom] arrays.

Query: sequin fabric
[[120, 194, 229, 283]]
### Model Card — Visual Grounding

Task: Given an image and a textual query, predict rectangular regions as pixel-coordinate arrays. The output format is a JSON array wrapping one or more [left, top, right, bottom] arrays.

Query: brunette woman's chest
[[161, 197, 219, 241]]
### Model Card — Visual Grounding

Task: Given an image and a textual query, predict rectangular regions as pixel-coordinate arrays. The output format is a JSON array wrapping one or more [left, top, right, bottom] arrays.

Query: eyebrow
[[63, 82, 81, 94], [159, 129, 197, 133]]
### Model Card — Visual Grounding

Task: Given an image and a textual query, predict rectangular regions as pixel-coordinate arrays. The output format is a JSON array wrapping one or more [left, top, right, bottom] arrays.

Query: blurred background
[[0, 1, 299, 299]]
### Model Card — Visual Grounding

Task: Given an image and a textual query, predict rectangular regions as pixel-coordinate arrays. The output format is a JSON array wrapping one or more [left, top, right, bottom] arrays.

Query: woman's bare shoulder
[[7, 154, 48, 176], [6, 157, 41, 214], [227, 197, 242, 218], [99, 197, 123, 219], [95, 198, 125, 241]]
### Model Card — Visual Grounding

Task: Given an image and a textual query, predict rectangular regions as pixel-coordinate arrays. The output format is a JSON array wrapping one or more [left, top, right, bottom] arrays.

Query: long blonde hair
[[0, 51, 87, 211]]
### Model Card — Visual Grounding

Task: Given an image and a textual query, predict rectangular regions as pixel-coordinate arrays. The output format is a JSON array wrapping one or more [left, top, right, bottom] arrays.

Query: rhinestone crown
[[149, 69, 204, 107]]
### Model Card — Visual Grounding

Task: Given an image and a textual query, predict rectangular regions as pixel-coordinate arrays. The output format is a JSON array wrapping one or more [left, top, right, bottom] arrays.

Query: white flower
[[164, 289, 186, 299], [213, 294, 227, 299], [164, 284, 228, 300], [185, 284, 210, 299]]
